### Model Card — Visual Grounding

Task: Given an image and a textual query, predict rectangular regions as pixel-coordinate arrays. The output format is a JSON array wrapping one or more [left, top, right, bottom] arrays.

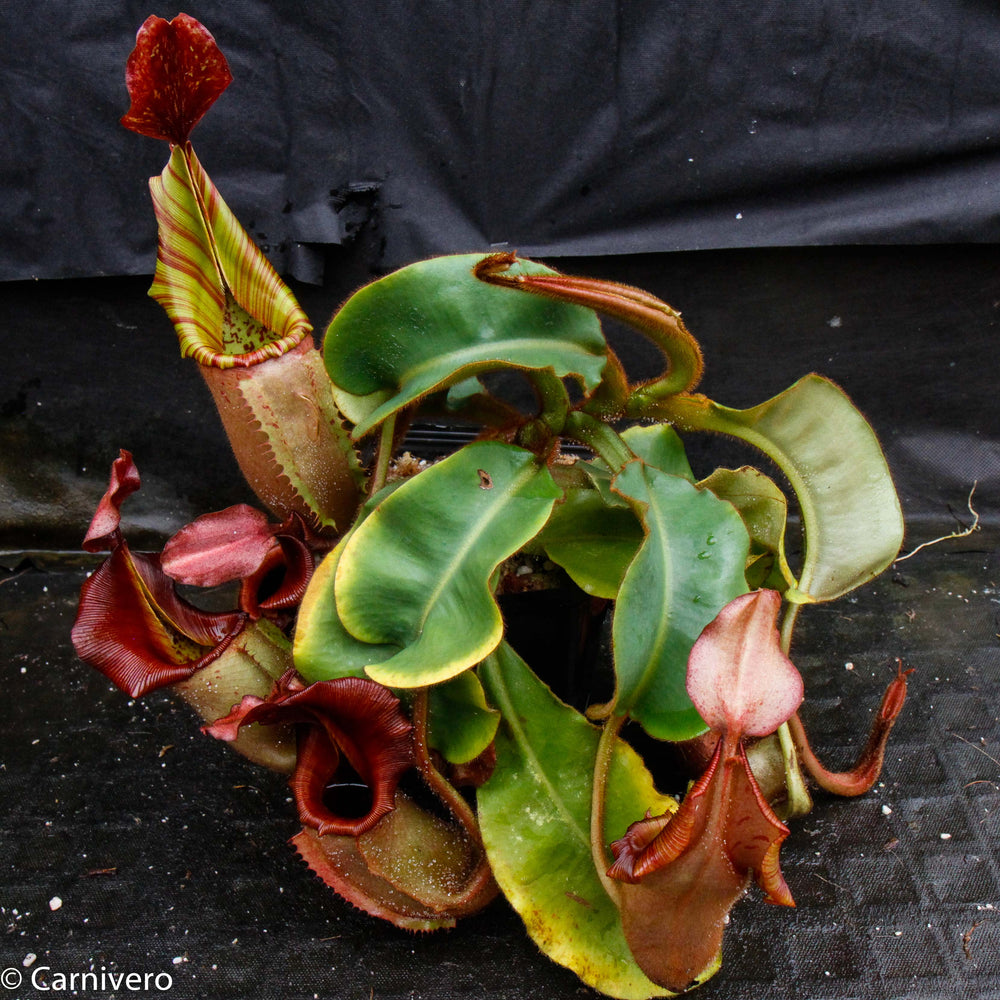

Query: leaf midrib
[[482, 650, 590, 847], [411, 458, 541, 639]]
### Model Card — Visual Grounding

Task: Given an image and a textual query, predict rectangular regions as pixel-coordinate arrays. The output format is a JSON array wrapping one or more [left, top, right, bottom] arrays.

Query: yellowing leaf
[[478, 642, 699, 999]]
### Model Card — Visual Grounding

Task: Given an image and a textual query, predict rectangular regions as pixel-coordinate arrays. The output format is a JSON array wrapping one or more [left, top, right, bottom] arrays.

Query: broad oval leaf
[[697, 466, 796, 592], [478, 642, 703, 999], [295, 546, 498, 764], [323, 254, 608, 438], [335, 442, 562, 688], [651, 375, 904, 602], [293, 534, 399, 683], [611, 462, 750, 741], [538, 487, 643, 598], [537, 423, 697, 598]]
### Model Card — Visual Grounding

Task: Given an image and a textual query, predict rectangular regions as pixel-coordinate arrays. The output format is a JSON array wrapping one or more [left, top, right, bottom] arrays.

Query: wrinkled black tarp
[[5, 1, 1000, 282]]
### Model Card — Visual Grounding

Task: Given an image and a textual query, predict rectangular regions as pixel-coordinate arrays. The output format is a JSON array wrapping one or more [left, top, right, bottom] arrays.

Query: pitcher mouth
[[189, 313, 312, 369], [148, 143, 313, 370]]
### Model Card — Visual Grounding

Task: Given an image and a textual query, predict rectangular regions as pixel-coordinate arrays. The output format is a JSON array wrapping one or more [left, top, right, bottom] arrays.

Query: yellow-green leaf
[[335, 442, 562, 688], [478, 642, 715, 998], [653, 375, 904, 601]]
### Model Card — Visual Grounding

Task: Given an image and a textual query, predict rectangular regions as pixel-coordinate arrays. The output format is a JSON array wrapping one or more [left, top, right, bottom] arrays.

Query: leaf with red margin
[[205, 670, 414, 837], [121, 14, 233, 145]]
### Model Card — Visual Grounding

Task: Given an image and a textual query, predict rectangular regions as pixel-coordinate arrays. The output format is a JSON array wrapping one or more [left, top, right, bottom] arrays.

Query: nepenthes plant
[[72, 14, 910, 996]]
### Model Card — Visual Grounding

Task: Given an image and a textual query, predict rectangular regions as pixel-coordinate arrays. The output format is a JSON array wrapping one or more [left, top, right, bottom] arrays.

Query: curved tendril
[[411, 689, 499, 911], [475, 252, 703, 404], [369, 413, 397, 498], [789, 660, 913, 796], [527, 369, 572, 435], [584, 348, 630, 420], [411, 689, 481, 841]]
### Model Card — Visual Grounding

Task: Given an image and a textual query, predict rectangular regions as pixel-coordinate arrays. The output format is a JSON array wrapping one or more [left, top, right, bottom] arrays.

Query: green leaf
[[293, 533, 400, 683], [293, 480, 415, 683], [620, 424, 694, 480], [611, 462, 750, 741], [295, 541, 499, 764], [335, 442, 562, 688], [428, 670, 501, 765], [323, 254, 608, 437], [478, 642, 694, 999], [578, 461, 631, 509], [653, 375, 904, 601], [149, 145, 311, 367], [697, 466, 796, 592], [538, 488, 644, 599], [567, 423, 693, 522]]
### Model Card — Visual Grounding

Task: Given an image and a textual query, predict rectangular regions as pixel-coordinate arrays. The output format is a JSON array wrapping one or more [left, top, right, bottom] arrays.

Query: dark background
[[6, 2, 1000, 283], [2, 3, 1000, 999]]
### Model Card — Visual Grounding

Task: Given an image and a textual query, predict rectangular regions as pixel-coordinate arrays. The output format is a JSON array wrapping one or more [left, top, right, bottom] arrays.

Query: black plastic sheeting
[[7, 2, 1000, 282]]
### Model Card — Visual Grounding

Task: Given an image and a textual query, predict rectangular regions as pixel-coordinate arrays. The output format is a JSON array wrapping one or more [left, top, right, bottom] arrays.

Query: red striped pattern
[[149, 143, 311, 368]]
